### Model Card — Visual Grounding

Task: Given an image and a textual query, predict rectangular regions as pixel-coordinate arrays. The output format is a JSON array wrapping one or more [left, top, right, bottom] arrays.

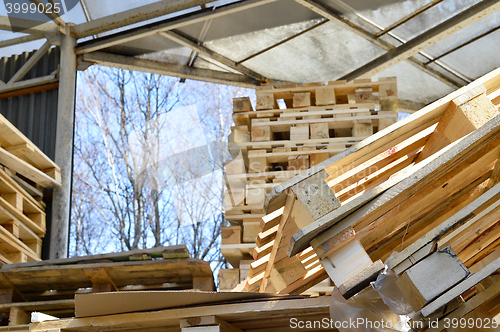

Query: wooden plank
[[388, 182, 500, 272], [3, 245, 189, 269], [0, 147, 60, 188], [338, 260, 384, 299]]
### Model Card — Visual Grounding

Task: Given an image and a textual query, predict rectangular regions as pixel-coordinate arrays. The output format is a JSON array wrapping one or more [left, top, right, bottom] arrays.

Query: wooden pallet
[[0, 245, 214, 326], [0, 113, 60, 189]]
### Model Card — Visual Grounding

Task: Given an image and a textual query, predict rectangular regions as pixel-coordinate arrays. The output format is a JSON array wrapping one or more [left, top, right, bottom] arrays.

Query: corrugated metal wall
[[0, 47, 60, 160], [0, 46, 61, 259]]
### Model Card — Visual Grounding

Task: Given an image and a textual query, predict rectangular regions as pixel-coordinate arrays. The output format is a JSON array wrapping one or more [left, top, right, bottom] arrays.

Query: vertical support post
[[50, 24, 77, 259]]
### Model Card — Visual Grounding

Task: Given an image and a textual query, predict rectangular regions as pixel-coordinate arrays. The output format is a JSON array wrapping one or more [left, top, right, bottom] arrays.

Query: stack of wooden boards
[[0, 245, 214, 327], [248, 66, 500, 329], [0, 113, 61, 265], [220, 78, 399, 291]]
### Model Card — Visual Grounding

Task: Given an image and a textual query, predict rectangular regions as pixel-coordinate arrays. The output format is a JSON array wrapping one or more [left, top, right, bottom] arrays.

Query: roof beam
[[0, 34, 44, 49], [81, 52, 261, 88], [0, 16, 61, 35], [294, 0, 464, 89], [340, 0, 500, 81], [161, 31, 269, 83], [74, 0, 279, 54], [73, 0, 214, 38]]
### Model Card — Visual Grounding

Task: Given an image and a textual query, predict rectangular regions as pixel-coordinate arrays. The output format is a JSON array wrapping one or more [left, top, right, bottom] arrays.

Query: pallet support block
[[310, 122, 329, 139], [233, 97, 253, 113], [395, 245, 470, 312], [221, 226, 242, 245], [320, 239, 373, 288], [316, 86, 336, 106], [256, 93, 275, 110], [218, 269, 240, 291], [290, 126, 309, 141], [293, 92, 311, 108], [248, 150, 269, 173], [355, 88, 373, 104], [352, 123, 373, 137], [288, 155, 309, 171]]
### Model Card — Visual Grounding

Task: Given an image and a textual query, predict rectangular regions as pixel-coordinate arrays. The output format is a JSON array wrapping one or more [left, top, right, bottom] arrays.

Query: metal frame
[[2, 0, 500, 259]]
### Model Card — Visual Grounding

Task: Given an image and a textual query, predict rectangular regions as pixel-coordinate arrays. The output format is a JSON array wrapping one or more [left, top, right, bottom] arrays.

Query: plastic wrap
[[372, 253, 414, 316], [329, 252, 415, 332], [330, 287, 409, 332]]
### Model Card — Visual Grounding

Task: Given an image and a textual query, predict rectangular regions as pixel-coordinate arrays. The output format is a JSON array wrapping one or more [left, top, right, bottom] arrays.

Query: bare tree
[[70, 66, 251, 268]]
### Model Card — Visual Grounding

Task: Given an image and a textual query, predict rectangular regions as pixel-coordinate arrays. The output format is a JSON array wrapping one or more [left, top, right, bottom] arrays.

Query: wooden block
[[338, 260, 385, 299], [291, 174, 340, 222], [395, 245, 470, 311], [353, 110, 372, 124], [248, 149, 269, 173], [273, 256, 307, 288], [417, 85, 498, 161], [313, 227, 356, 260], [293, 92, 311, 108], [4, 252, 27, 264], [9, 307, 30, 326], [0, 289, 13, 304], [379, 81, 398, 98], [352, 123, 373, 137], [251, 125, 272, 142], [218, 269, 240, 290], [225, 157, 245, 175], [193, 276, 214, 291], [245, 187, 265, 206], [233, 97, 253, 113], [256, 93, 274, 110], [310, 152, 330, 166], [380, 96, 398, 111], [290, 126, 309, 141], [334, 113, 352, 137], [310, 123, 329, 139], [229, 127, 250, 143], [2, 220, 19, 238], [322, 239, 373, 287], [224, 188, 245, 208], [239, 260, 252, 282], [221, 226, 242, 245], [315, 86, 336, 106], [3, 193, 22, 212], [378, 110, 398, 130], [243, 221, 260, 243], [347, 94, 356, 104], [288, 155, 309, 171], [355, 88, 373, 103]]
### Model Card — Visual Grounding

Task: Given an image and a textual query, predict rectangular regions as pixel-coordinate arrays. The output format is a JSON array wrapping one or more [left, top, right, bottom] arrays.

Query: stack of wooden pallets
[[0, 245, 214, 326], [0, 114, 60, 265], [219, 78, 399, 291], [238, 66, 500, 329]]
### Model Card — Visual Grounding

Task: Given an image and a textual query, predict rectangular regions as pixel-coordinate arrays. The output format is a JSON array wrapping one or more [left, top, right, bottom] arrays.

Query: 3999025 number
[[5, 2, 61, 14]]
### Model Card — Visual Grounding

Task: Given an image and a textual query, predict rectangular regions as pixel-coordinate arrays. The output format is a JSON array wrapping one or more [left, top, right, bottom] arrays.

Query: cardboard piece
[[75, 291, 297, 318]]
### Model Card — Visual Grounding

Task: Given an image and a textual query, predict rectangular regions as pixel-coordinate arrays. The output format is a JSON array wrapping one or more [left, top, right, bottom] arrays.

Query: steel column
[[50, 24, 77, 259]]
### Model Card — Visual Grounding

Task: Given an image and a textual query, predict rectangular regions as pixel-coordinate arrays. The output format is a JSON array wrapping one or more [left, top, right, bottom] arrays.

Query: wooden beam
[[81, 52, 260, 88], [340, 0, 500, 81], [160, 31, 269, 83]]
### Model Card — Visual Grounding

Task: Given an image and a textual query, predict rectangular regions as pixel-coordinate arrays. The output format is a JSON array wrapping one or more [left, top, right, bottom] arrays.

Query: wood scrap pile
[[237, 66, 500, 329], [0, 114, 61, 265], [220, 78, 399, 291], [0, 245, 214, 326]]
